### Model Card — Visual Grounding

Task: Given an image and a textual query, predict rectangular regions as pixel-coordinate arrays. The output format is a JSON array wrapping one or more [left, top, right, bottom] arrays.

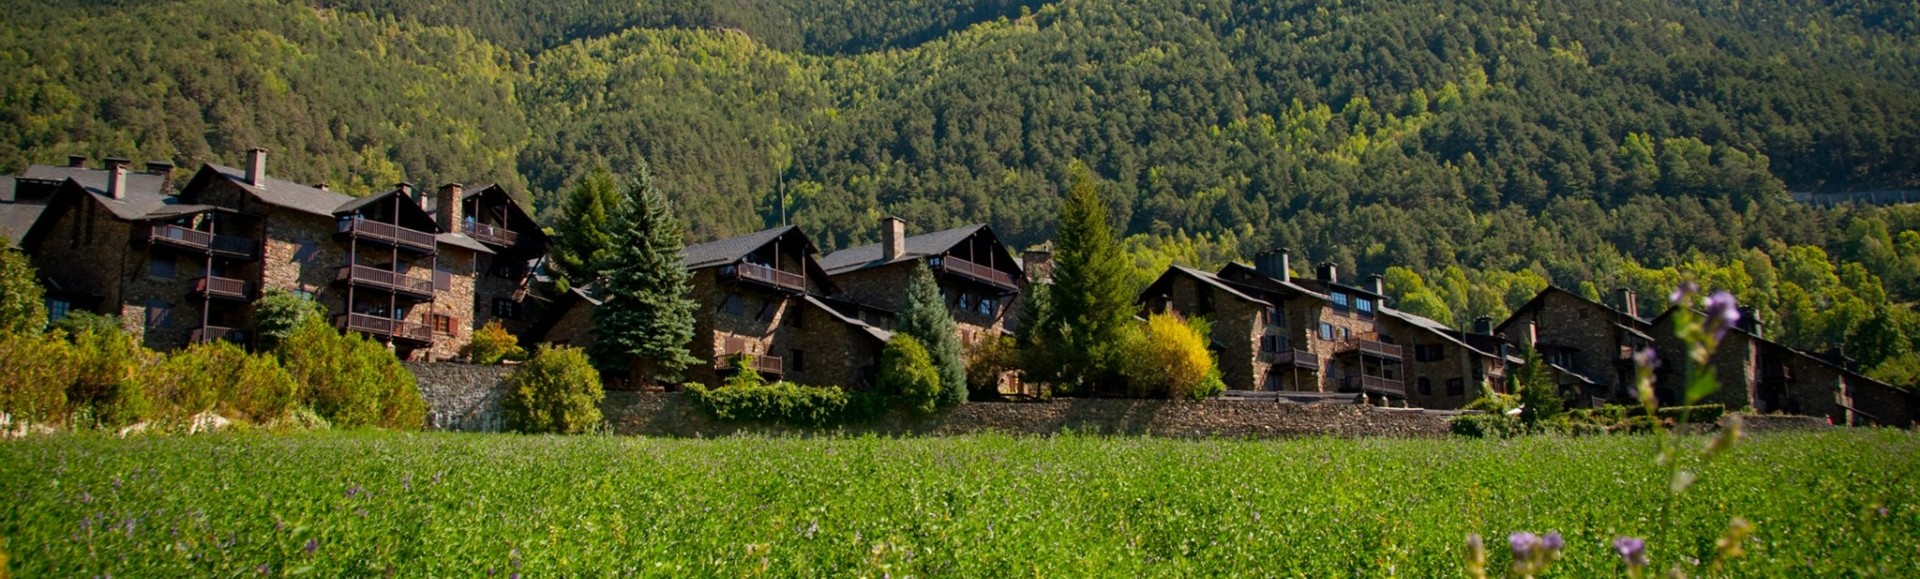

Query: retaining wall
[[406, 362, 514, 432]]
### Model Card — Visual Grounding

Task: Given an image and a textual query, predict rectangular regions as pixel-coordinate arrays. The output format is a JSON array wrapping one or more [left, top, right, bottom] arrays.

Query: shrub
[[504, 345, 605, 434], [964, 335, 1020, 400], [878, 335, 942, 413], [51, 311, 121, 337], [0, 245, 46, 334], [278, 319, 425, 430], [684, 380, 850, 427], [462, 320, 528, 365], [1653, 404, 1725, 424], [146, 341, 300, 424], [1118, 312, 1218, 400], [0, 331, 76, 424], [1450, 414, 1526, 438], [67, 325, 158, 428], [253, 288, 326, 350], [1512, 346, 1563, 425]]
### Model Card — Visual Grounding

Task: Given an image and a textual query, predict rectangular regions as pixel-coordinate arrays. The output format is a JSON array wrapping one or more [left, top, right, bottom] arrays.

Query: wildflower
[[1463, 533, 1488, 579], [1711, 517, 1754, 569], [1704, 416, 1743, 458], [1669, 281, 1700, 305], [304, 538, 319, 555], [1509, 531, 1563, 577], [1613, 536, 1649, 568], [1703, 291, 1740, 340], [1508, 532, 1539, 558], [1633, 347, 1660, 370], [257, 563, 271, 575]]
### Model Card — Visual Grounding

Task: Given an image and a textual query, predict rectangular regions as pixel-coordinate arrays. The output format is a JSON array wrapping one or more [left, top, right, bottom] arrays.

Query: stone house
[[423, 183, 549, 341], [1374, 307, 1519, 409], [1648, 307, 1915, 427], [817, 219, 1025, 348], [1497, 287, 1657, 406], [1212, 251, 1408, 403]]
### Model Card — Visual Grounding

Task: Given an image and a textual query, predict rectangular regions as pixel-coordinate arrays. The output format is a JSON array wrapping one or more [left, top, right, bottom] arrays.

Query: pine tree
[[588, 166, 699, 384], [0, 244, 47, 335], [550, 170, 623, 289], [897, 263, 966, 405], [1514, 345, 1563, 425], [1045, 162, 1136, 391], [1014, 281, 1060, 384]]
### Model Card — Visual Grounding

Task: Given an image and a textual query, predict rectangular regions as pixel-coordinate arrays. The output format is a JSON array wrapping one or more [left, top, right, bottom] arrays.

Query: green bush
[[253, 288, 326, 350], [0, 331, 77, 424], [1654, 404, 1725, 424], [462, 319, 528, 365], [877, 335, 942, 414], [50, 311, 121, 338], [0, 245, 46, 335], [1449, 414, 1526, 438], [67, 326, 158, 428], [504, 345, 605, 434], [146, 341, 300, 424], [685, 380, 851, 427], [278, 319, 426, 430]]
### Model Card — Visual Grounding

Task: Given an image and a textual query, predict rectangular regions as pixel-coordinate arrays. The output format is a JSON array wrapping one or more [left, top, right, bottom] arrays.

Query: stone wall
[[406, 362, 514, 432]]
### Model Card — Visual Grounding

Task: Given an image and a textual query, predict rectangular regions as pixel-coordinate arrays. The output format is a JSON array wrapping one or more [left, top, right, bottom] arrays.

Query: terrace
[[143, 224, 258, 260], [722, 261, 806, 293], [334, 265, 435, 300], [191, 275, 253, 301], [337, 217, 437, 254], [334, 312, 432, 343], [929, 255, 1019, 292], [463, 221, 519, 248]]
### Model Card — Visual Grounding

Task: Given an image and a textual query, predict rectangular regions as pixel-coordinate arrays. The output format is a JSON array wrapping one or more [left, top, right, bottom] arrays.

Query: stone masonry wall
[[407, 362, 514, 432]]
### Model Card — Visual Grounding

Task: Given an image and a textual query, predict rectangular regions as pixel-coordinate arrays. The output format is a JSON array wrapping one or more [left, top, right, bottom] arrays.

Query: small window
[[720, 293, 745, 316], [145, 301, 173, 330], [757, 299, 778, 322], [1266, 307, 1282, 325], [1447, 378, 1465, 396], [148, 254, 176, 279], [292, 239, 320, 264], [1319, 322, 1333, 341], [292, 288, 315, 300], [1356, 298, 1374, 315], [1415, 344, 1445, 362], [46, 298, 72, 322], [433, 314, 456, 336], [492, 298, 520, 320], [791, 349, 807, 372], [978, 297, 997, 316], [1417, 377, 1433, 396], [960, 292, 977, 312], [1338, 327, 1350, 340], [786, 304, 806, 328], [1332, 292, 1350, 311]]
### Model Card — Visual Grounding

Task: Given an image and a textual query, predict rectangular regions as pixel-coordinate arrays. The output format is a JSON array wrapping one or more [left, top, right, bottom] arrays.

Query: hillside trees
[[550, 170, 624, 287]]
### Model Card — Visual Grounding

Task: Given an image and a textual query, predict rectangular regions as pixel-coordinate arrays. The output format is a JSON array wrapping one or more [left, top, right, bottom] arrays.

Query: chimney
[[1255, 248, 1291, 282], [245, 148, 267, 186], [395, 182, 415, 204], [1738, 306, 1761, 338], [67, 155, 87, 168], [1526, 320, 1539, 347], [1473, 316, 1494, 335], [1368, 273, 1384, 295], [1022, 249, 1053, 283], [882, 216, 907, 261], [146, 161, 174, 192], [1616, 288, 1639, 319], [436, 183, 464, 233], [314, 183, 330, 191], [1316, 262, 1338, 283], [105, 160, 128, 200]]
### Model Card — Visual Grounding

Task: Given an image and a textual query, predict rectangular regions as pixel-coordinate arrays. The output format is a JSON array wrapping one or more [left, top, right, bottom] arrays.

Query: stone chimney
[[104, 158, 128, 200], [1473, 316, 1494, 335], [1368, 273, 1384, 295], [1316, 262, 1338, 283], [1255, 248, 1291, 282], [436, 183, 464, 233], [245, 148, 267, 187], [1738, 306, 1761, 338], [1022, 249, 1053, 283], [1526, 320, 1539, 347], [146, 161, 174, 192], [395, 182, 415, 204], [314, 183, 330, 191], [882, 216, 907, 261], [1616, 288, 1639, 319], [67, 155, 87, 168]]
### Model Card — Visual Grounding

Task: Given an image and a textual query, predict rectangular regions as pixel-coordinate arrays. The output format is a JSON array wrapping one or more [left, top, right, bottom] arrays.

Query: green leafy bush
[[253, 288, 326, 350], [877, 335, 942, 414], [50, 311, 121, 338], [67, 326, 158, 428], [145, 341, 300, 424], [504, 345, 605, 434], [0, 331, 76, 424], [964, 335, 1020, 400], [278, 319, 425, 430], [1449, 414, 1526, 438], [0, 245, 46, 335], [462, 319, 528, 365], [684, 380, 851, 427]]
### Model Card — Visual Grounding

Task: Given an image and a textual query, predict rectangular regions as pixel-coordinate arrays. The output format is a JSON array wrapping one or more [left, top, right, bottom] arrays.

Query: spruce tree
[[1014, 281, 1060, 384], [588, 166, 699, 384], [550, 170, 623, 288], [1045, 162, 1135, 391], [897, 263, 966, 405]]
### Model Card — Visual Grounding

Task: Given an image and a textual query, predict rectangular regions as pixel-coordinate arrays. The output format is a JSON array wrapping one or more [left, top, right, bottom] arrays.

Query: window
[[757, 299, 778, 322], [1264, 372, 1282, 390], [1337, 327, 1350, 340], [1356, 298, 1375, 316], [433, 314, 456, 336], [492, 298, 521, 320], [1417, 377, 1433, 396], [1266, 306, 1282, 326], [1318, 322, 1333, 341], [147, 254, 176, 279], [959, 292, 977, 312], [790, 349, 807, 372], [720, 293, 745, 316], [786, 305, 806, 328], [1447, 378, 1465, 396], [145, 301, 172, 330], [1331, 292, 1350, 311], [46, 298, 72, 322], [292, 288, 315, 301], [292, 239, 320, 264], [1415, 344, 1445, 362], [978, 297, 997, 316]]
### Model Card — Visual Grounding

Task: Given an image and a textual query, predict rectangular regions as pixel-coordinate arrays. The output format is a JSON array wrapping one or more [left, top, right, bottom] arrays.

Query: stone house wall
[[1503, 291, 1637, 394], [1846, 378, 1916, 427], [1147, 274, 1270, 392], [1289, 299, 1378, 393], [30, 197, 133, 324], [260, 210, 350, 319], [829, 260, 1020, 347], [419, 247, 477, 361]]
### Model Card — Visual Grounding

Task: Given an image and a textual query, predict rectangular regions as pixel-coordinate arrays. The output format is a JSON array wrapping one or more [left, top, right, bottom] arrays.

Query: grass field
[[3, 431, 1916, 576]]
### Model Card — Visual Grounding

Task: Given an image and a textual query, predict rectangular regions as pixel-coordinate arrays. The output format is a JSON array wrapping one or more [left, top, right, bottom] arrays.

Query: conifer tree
[[588, 165, 699, 384], [897, 263, 966, 405], [1045, 162, 1135, 391], [550, 170, 623, 288]]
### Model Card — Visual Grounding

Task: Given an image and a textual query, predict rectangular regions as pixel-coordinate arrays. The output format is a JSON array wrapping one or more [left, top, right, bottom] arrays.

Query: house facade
[[1496, 287, 1656, 405]]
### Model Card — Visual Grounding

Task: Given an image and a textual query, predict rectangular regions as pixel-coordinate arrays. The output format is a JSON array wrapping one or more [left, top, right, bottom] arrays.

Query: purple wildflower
[[1613, 536, 1649, 567], [304, 538, 319, 555], [1704, 291, 1740, 340], [1541, 532, 1564, 551], [112, 477, 121, 490], [1633, 347, 1660, 369], [257, 563, 271, 575], [1508, 532, 1539, 558], [345, 485, 363, 499], [1670, 281, 1700, 305]]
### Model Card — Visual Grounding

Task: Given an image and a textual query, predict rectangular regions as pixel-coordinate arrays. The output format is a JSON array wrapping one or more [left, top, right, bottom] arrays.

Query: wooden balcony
[[191, 275, 253, 301], [929, 255, 1019, 292], [143, 224, 258, 260], [722, 261, 806, 293], [1335, 337, 1403, 360], [190, 325, 248, 345], [1342, 375, 1406, 398], [1263, 349, 1320, 371], [337, 217, 436, 254], [462, 221, 519, 247], [716, 352, 784, 376], [335, 265, 435, 300], [335, 312, 432, 343]]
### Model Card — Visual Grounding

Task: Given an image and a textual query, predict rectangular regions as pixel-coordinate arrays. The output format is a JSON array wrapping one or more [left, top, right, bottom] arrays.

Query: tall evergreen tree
[[0, 244, 47, 335], [1015, 280, 1059, 383], [897, 263, 966, 406], [1045, 162, 1135, 391], [587, 166, 699, 384], [550, 170, 623, 289]]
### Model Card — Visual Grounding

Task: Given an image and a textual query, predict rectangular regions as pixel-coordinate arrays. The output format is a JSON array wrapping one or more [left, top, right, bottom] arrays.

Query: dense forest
[[4, 0, 1920, 383]]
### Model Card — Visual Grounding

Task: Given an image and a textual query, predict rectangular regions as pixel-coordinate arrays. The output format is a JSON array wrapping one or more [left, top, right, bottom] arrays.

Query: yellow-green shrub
[[503, 345, 604, 434], [278, 319, 425, 429], [0, 331, 77, 424], [1119, 312, 1220, 400], [878, 335, 942, 413], [461, 319, 527, 365], [146, 341, 300, 424], [68, 326, 159, 427]]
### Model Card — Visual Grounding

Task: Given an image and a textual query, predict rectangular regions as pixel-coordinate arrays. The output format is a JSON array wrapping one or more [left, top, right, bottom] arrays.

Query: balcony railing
[[335, 265, 435, 299], [462, 221, 519, 247], [144, 224, 258, 260], [1342, 375, 1406, 397], [929, 255, 1019, 291], [716, 352, 784, 375], [335, 312, 432, 343], [1335, 337, 1403, 360], [1263, 349, 1320, 371], [722, 261, 806, 293], [337, 217, 437, 253], [190, 325, 248, 345], [192, 275, 253, 301]]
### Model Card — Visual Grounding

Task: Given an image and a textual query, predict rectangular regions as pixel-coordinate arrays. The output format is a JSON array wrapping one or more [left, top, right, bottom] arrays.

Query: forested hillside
[[5, 0, 1920, 381]]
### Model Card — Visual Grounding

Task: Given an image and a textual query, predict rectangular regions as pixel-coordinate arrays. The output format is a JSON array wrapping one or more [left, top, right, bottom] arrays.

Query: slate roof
[[0, 176, 44, 246], [680, 225, 809, 270], [1379, 306, 1521, 363], [1146, 265, 1272, 307], [1497, 286, 1650, 334], [22, 165, 178, 220], [204, 163, 355, 218], [804, 295, 892, 343], [818, 224, 988, 274]]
